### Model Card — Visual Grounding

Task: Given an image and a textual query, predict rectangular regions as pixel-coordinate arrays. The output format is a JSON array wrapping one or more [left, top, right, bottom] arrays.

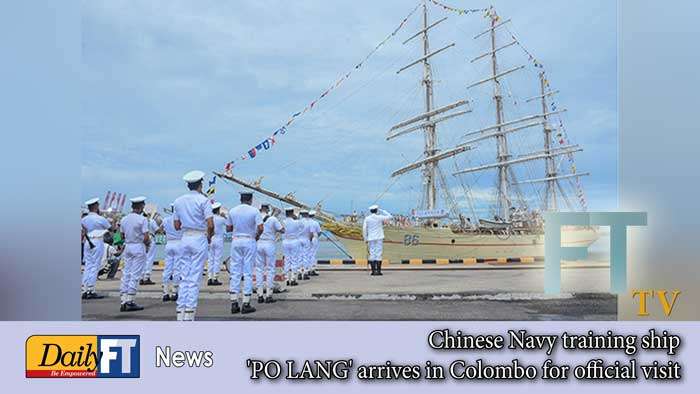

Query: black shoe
[[82, 292, 88, 299], [207, 278, 213, 286], [230, 301, 240, 314], [302, 274, 310, 280], [265, 296, 276, 304], [212, 279, 222, 286], [162, 294, 171, 302], [369, 261, 377, 276], [310, 271, 319, 276], [257, 296, 265, 303], [286, 280, 290, 286], [290, 280, 298, 286], [139, 279, 145, 285], [273, 288, 281, 294], [241, 303, 256, 314], [171, 293, 178, 302], [377, 261, 384, 276], [297, 273, 302, 280], [85, 292, 105, 299], [143, 278, 155, 285], [122, 302, 144, 312], [120, 303, 127, 312]]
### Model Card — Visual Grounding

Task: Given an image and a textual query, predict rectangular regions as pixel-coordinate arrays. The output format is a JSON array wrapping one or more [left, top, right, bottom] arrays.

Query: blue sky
[[81, 0, 617, 216]]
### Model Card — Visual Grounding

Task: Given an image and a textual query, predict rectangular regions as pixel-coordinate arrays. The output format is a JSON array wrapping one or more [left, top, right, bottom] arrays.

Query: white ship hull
[[329, 225, 599, 262]]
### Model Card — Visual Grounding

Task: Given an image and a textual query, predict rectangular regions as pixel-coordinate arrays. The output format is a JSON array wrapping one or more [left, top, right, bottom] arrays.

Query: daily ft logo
[[25, 335, 140, 378]]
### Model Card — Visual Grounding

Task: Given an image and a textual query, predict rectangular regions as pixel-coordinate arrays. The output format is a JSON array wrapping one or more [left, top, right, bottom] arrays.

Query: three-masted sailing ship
[[216, 1, 599, 261]]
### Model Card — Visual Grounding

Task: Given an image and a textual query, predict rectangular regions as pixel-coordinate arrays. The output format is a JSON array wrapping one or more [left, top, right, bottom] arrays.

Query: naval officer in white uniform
[[140, 213, 160, 285], [173, 170, 214, 321], [308, 210, 322, 276], [81, 197, 112, 299], [255, 204, 284, 303], [298, 210, 314, 280], [118, 196, 150, 311], [227, 192, 263, 314], [162, 204, 183, 302], [207, 202, 227, 286], [362, 204, 392, 276], [282, 207, 302, 286]]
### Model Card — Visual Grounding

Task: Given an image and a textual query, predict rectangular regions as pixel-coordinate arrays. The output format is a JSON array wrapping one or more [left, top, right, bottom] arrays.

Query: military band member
[[362, 204, 392, 276], [298, 210, 313, 280], [118, 196, 150, 311], [282, 208, 302, 286], [140, 213, 159, 285], [207, 202, 227, 286], [308, 210, 321, 276], [81, 197, 112, 299], [173, 170, 214, 321], [227, 192, 263, 314], [162, 204, 183, 302], [255, 204, 284, 303]]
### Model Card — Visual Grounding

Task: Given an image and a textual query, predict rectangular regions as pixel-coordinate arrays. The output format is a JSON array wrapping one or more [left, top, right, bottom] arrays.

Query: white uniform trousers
[[207, 236, 224, 279], [120, 243, 146, 300], [368, 239, 383, 261], [298, 238, 311, 272], [311, 238, 320, 270], [255, 240, 276, 294], [82, 239, 104, 293], [142, 236, 157, 279], [229, 237, 256, 298], [163, 240, 183, 295], [282, 238, 301, 278], [177, 232, 208, 317]]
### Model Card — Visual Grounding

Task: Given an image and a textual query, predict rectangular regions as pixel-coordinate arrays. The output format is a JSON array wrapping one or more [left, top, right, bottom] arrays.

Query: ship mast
[[488, 9, 511, 221], [421, 0, 437, 211], [387, 0, 471, 219], [539, 72, 557, 210]]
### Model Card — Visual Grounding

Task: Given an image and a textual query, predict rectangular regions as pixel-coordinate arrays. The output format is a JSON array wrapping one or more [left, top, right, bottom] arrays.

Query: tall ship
[[216, 1, 599, 261]]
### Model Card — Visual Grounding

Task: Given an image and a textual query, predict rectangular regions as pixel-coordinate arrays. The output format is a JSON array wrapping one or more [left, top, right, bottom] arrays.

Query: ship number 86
[[403, 234, 420, 246]]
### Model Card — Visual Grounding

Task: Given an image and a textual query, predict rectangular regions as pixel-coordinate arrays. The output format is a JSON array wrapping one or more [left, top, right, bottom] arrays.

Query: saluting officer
[[81, 197, 112, 299], [308, 210, 321, 276], [118, 196, 150, 312], [173, 170, 214, 321], [140, 213, 159, 285], [362, 204, 392, 276], [255, 204, 284, 303], [207, 202, 227, 286], [227, 191, 263, 314], [162, 203, 183, 302], [282, 207, 302, 286]]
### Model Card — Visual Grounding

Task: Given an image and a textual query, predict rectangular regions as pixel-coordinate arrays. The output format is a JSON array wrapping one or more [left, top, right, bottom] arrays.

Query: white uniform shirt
[[120, 213, 149, 244], [173, 191, 213, 231], [227, 204, 263, 238], [310, 219, 321, 238], [283, 218, 302, 240], [147, 218, 159, 235], [300, 218, 313, 242], [81, 212, 111, 234], [260, 215, 283, 241], [163, 215, 182, 241], [362, 209, 393, 241], [212, 215, 227, 238]]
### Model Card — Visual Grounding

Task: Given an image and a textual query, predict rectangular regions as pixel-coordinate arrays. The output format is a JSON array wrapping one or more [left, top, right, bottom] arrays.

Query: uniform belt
[[182, 229, 206, 236], [232, 234, 253, 239], [166, 238, 182, 242], [258, 238, 276, 242], [125, 242, 143, 245], [88, 236, 104, 240], [283, 237, 298, 241]]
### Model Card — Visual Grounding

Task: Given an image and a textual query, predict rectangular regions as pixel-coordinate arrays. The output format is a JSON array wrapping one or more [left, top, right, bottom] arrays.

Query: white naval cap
[[130, 196, 147, 203], [369, 204, 379, 210], [309, 210, 317, 216], [183, 170, 205, 183], [212, 202, 222, 210], [84, 197, 99, 206]]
